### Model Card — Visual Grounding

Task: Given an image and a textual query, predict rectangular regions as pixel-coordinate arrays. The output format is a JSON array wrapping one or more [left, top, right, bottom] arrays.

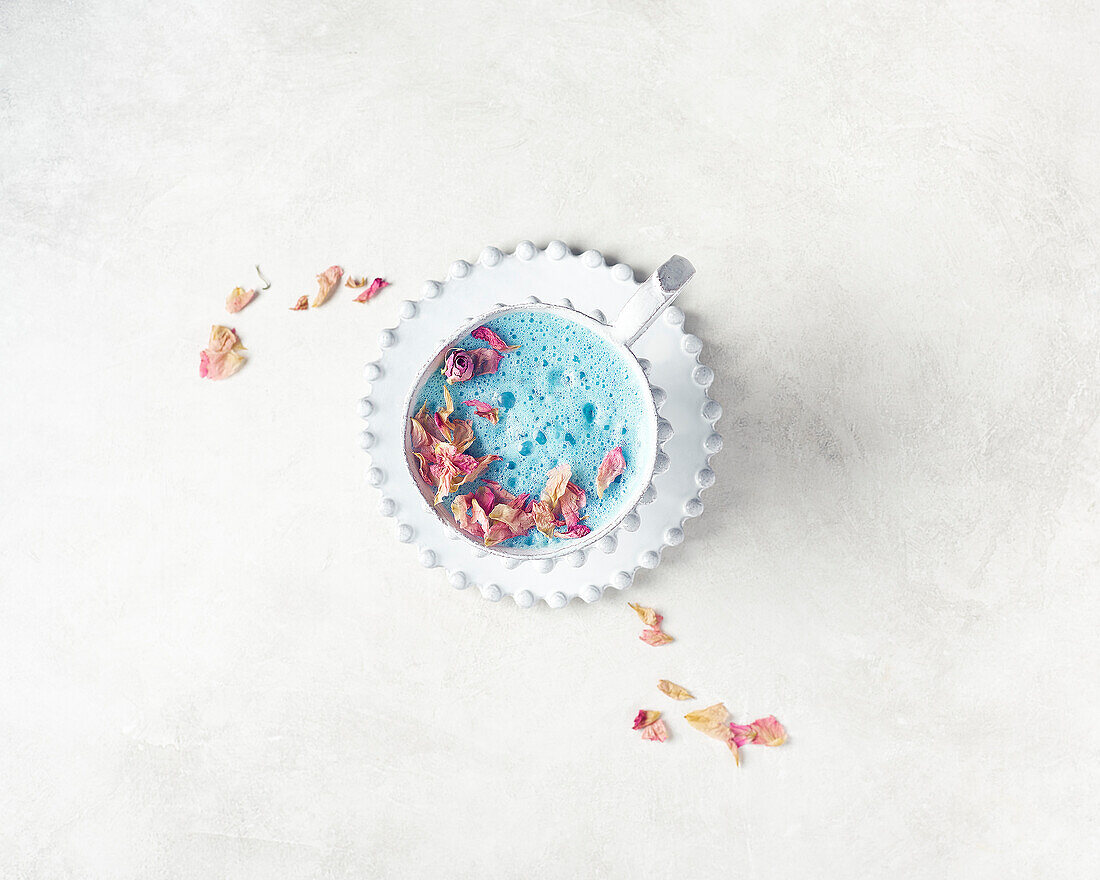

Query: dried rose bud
[[443, 349, 475, 383]]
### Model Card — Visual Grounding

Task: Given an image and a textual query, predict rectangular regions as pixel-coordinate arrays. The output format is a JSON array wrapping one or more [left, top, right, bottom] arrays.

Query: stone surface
[[1, 2, 1098, 879]]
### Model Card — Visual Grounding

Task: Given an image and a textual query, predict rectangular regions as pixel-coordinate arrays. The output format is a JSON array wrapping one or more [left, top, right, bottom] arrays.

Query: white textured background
[[2, 1, 1099, 877]]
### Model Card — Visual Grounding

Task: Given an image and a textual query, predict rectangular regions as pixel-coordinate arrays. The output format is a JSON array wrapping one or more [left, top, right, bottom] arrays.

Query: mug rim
[[401, 300, 659, 560]]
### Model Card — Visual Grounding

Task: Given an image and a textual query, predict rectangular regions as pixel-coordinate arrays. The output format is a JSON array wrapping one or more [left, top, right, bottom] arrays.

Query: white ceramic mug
[[404, 255, 695, 559]]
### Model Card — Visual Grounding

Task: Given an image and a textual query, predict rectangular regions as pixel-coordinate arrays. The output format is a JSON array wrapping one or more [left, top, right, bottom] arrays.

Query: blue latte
[[414, 308, 654, 548]]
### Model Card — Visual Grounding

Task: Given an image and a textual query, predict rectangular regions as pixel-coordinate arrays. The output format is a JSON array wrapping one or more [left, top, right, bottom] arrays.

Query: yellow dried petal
[[311, 265, 343, 307], [208, 324, 243, 353], [684, 702, 738, 761], [540, 462, 572, 507], [628, 603, 662, 627], [684, 703, 730, 740], [657, 679, 694, 700]]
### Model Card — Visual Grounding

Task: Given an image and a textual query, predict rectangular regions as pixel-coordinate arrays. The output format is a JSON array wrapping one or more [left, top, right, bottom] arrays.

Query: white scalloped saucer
[[358, 240, 721, 609]]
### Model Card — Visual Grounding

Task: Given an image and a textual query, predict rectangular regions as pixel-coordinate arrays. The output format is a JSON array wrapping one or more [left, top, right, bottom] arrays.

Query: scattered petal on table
[[657, 679, 694, 700], [352, 277, 390, 303], [640, 627, 674, 647], [641, 718, 668, 742], [633, 709, 662, 730], [225, 287, 256, 314], [311, 265, 343, 307]]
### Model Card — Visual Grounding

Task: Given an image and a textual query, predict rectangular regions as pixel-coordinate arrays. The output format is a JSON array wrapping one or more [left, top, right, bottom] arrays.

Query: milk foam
[[414, 308, 653, 548]]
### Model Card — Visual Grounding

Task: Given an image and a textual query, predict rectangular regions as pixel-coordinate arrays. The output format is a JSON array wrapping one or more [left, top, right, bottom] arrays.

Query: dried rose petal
[[443, 349, 475, 383], [450, 419, 475, 453], [199, 348, 245, 380], [469, 347, 504, 377], [685, 703, 739, 762], [472, 325, 519, 353], [640, 628, 674, 647], [290, 295, 309, 311], [483, 521, 515, 547], [463, 400, 500, 424], [430, 387, 457, 441], [226, 286, 256, 314], [728, 724, 753, 748], [481, 480, 515, 505], [633, 709, 662, 730], [311, 265, 343, 307], [628, 603, 662, 628], [531, 500, 556, 538], [596, 447, 626, 498], [412, 403, 441, 444], [346, 276, 369, 288], [353, 277, 390, 303], [488, 503, 535, 538], [464, 454, 501, 485], [657, 680, 694, 701], [641, 719, 668, 742], [413, 451, 435, 485], [208, 324, 243, 354], [469, 497, 491, 535], [410, 418, 432, 454], [555, 497, 590, 538], [541, 463, 572, 507], [562, 481, 587, 511], [751, 716, 787, 747], [451, 495, 475, 534], [731, 716, 787, 747]]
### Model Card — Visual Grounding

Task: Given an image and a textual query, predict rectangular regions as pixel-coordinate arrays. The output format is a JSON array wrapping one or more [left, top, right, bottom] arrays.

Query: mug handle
[[609, 255, 696, 347]]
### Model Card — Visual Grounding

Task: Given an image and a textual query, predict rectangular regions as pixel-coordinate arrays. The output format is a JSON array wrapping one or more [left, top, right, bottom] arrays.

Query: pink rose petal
[[200, 326, 246, 380], [733, 715, 788, 747], [481, 480, 515, 506], [596, 447, 626, 498], [473, 485, 497, 513], [641, 719, 668, 742], [463, 400, 500, 424], [353, 277, 390, 303], [470, 347, 504, 377], [289, 295, 309, 311], [472, 325, 519, 352], [633, 709, 662, 730], [469, 497, 491, 534], [199, 348, 245, 380], [226, 287, 257, 314], [640, 627, 674, 647], [311, 265, 343, 307]]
